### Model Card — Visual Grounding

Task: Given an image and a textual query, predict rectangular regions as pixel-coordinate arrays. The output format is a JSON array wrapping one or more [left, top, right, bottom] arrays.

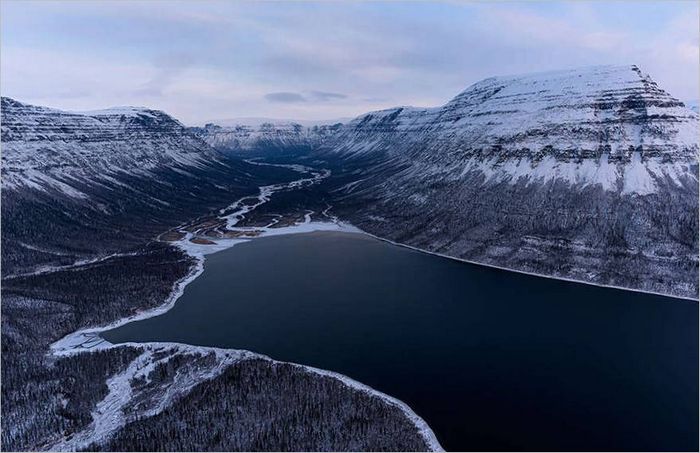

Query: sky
[[1, 0, 698, 125]]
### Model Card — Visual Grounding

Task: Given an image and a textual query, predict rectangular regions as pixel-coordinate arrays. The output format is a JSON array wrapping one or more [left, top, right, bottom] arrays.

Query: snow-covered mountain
[[1, 97, 222, 197], [189, 122, 343, 156], [195, 116, 351, 128], [0, 97, 264, 275], [319, 65, 699, 298], [327, 65, 698, 195]]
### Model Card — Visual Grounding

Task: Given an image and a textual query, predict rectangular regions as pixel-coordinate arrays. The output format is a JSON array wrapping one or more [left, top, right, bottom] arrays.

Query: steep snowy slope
[[190, 122, 342, 156], [328, 65, 697, 194], [319, 65, 699, 298], [1, 97, 221, 197]]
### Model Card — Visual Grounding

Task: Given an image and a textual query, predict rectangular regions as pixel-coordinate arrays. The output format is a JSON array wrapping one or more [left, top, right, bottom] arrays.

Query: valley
[[1, 64, 698, 452]]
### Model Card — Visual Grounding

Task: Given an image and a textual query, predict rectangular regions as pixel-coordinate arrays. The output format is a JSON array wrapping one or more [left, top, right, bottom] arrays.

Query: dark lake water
[[104, 231, 698, 451]]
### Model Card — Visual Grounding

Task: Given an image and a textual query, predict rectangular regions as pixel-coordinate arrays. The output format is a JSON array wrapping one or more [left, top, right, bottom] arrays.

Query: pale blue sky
[[1, 1, 697, 124]]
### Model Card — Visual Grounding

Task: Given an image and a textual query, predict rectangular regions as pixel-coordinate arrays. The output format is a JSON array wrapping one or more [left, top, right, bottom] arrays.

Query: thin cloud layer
[[1, 1, 697, 124], [264, 91, 348, 103], [265, 92, 307, 103], [309, 91, 347, 101]]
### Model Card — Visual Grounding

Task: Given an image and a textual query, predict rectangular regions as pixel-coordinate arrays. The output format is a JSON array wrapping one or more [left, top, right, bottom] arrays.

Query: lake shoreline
[[50, 221, 444, 453], [359, 231, 698, 303]]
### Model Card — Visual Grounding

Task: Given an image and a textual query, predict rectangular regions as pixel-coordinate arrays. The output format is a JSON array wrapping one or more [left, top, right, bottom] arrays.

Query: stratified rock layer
[[319, 65, 699, 298], [1, 98, 222, 196]]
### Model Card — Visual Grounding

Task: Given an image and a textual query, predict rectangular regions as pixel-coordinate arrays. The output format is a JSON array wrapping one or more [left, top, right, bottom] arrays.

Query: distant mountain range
[[188, 122, 343, 156], [194, 116, 352, 128]]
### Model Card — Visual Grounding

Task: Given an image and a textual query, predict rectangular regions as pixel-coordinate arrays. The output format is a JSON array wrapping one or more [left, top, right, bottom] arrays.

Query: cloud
[[308, 90, 347, 101], [264, 90, 348, 103], [264, 92, 306, 103]]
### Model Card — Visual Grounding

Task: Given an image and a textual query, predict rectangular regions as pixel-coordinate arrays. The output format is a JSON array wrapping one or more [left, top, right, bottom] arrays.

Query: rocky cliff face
[[318, 65, 699, 298], [190, 122, 342, 156]]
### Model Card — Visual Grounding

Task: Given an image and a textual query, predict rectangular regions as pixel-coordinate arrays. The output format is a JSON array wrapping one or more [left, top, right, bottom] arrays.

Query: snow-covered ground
[[5, 251, 141, 280]]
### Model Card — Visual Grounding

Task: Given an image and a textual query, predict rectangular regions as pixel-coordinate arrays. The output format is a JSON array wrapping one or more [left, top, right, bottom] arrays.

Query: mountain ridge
[[322, 64, 698, 196], [311, 64, 698, 299], [1, 96, 219, 196]]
